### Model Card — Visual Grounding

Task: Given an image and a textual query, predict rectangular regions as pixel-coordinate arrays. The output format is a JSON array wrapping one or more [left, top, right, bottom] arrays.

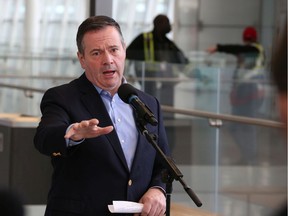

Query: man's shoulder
[[45, 74, 87, 95], [136, 88, 158, 104], [128, 33, 145, 46]]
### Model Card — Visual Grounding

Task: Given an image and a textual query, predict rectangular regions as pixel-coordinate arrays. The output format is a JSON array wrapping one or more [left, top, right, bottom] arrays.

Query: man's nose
[[102, 51, 113, 64]]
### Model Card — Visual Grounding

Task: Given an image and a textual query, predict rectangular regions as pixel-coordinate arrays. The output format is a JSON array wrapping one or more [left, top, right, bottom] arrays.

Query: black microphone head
[[118, 83, 138, 103]]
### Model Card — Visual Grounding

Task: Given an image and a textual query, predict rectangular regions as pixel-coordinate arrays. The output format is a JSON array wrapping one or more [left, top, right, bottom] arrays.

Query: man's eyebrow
[[109, 44, 120, 48], [89, 48, 101, 53]]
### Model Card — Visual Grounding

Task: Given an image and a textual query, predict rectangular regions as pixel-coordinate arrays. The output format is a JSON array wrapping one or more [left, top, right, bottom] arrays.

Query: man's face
[[77, 26, 126, 95], [163, 18, 171, 34]]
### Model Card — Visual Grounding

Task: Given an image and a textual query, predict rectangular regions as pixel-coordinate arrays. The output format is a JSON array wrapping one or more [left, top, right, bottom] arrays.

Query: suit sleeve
[[169, 41, 189, 64], [217, 44, 259, 55], [34, 88, 71, 156]]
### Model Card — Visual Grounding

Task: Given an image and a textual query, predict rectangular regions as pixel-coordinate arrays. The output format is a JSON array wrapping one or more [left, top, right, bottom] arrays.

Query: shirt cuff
[[65, 124, 85, 147], [151, 186, 166, 197]]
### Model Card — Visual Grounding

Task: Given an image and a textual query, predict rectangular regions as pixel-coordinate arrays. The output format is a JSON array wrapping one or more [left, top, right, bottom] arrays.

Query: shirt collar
[[94, 77, 127, 95]]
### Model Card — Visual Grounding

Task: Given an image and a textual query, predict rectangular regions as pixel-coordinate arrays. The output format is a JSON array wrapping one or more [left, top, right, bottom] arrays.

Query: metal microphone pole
[[135, 114, 202, 216]]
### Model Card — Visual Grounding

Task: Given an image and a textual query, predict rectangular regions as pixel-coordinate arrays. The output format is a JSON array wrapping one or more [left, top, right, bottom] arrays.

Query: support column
[[24, 0, 40, 53], [90, 0, 113, 16]]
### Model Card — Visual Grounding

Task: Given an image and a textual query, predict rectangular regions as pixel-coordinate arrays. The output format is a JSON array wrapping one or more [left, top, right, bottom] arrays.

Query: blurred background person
[[206, 26, 266, 164], [126, 14, 189, 110], [0, 188, 24, 216], [270, 20, 287, 216], [126, 14, 189, 149]]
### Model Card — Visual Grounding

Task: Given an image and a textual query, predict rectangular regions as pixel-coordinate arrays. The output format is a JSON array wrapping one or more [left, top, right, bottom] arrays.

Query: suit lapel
[[76, 74, 129, 171]]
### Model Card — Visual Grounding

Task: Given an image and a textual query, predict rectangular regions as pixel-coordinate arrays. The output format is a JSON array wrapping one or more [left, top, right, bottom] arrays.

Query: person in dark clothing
[[0, 188, 24, 216], [270, 21, 287, 216], [126, 14, 188, 109], [126, 15, 189, 150], [207, 26, 265, 164]]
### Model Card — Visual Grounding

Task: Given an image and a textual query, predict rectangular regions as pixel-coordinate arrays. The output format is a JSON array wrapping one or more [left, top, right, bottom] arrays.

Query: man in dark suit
[[34, 16, 170, 216]]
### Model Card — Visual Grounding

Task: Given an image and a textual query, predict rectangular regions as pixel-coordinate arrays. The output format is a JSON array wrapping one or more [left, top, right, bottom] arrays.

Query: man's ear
[[77, 51, 85, 69]]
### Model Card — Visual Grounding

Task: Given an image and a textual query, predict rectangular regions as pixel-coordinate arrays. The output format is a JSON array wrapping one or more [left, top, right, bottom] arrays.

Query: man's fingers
[[88, 119, 99, 127], [79, 120, 90, 128], [64, 119, 113, 140], [97, 126, 114, 134]]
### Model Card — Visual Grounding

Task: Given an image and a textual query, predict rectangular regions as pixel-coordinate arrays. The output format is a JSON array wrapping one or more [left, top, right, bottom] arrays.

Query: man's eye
[[93, 51, 100, 56]]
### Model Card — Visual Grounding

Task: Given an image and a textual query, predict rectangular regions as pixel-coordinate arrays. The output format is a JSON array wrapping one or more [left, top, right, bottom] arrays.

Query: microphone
[[118, 83, 158, 126]]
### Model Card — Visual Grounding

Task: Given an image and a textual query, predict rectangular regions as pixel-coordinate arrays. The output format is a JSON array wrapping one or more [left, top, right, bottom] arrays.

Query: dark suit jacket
[[34, 73, 170, 216]]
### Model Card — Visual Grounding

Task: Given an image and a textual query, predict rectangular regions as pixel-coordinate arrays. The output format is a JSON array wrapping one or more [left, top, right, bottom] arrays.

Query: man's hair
[[76, 15, 124, 54], [271, 22, 287, 94], [153, 14, 170, 29], [152, 14, 171, 35], [153, 14, 169, 26]]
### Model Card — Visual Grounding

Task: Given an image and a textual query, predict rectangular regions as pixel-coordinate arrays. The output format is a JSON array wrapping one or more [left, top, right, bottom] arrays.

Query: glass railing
[[0, 52, 80, 115], [0, 56, 286, 216]]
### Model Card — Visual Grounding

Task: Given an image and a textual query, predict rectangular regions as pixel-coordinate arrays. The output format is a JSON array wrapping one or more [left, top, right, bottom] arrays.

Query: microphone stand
[[135, 115, 202, 216]]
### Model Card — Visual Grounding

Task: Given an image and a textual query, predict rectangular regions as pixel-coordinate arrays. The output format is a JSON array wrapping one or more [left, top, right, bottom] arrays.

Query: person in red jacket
[[207, 26, 266, 164]]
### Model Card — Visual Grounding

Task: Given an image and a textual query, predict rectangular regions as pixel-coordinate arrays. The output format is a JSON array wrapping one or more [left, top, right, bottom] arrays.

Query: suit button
[[128, 179, 132, 186], [52, 152, 61, 157]]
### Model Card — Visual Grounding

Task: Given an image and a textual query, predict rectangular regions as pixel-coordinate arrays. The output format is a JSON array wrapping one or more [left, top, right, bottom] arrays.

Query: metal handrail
[[0, 74, 77, 80], [0, 83, 283, 128], [161, 105, 284, 129], [0, 82, 283, 129], [0, 54, 77, 61], [0, 83, 45, 93]]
